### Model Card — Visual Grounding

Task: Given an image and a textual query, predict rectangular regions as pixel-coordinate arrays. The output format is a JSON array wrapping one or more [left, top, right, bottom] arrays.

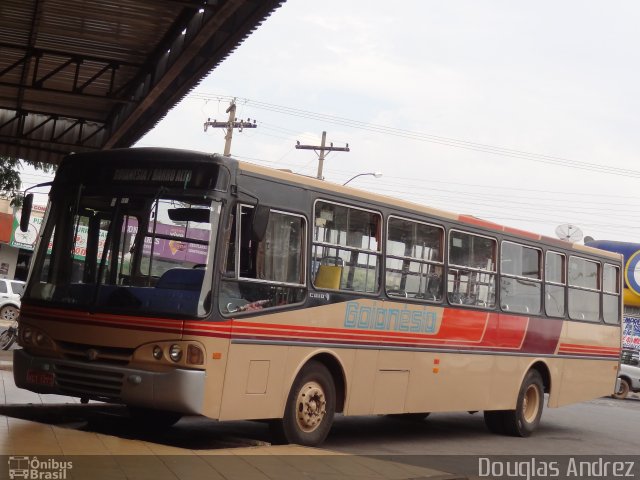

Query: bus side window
[[447, 230, 497, 309], [567, 256, 600, 322], [312, 201, 382, 293], [385, 216, 444, 302], [545, 251, 566, 318], [500, 242, 542, 315], [221, 205, 306, 314]]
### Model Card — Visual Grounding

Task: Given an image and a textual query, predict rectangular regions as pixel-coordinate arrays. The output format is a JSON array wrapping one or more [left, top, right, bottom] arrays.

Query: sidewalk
[[0, 352, 463, 480], [0, 351, 12, 371]]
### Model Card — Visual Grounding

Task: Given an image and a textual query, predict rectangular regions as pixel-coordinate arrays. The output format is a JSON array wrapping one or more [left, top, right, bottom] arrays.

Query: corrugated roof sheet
[[0, 0, 285, 165]]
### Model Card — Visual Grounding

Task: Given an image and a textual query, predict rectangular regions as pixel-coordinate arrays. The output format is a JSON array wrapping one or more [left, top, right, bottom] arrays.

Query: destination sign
[[113, 168, 193, 184]]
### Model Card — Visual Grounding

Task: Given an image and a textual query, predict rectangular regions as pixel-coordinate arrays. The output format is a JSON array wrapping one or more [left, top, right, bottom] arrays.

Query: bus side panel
[[554, 321, 620, 406], [370, 350, 413, 414], [404, 352, 495, 413], [556, 358, 618, 406], [218, 343, 290, 420]]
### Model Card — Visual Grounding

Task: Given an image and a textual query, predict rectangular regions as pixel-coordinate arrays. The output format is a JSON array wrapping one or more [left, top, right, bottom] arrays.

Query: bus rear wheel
[[272, 360, 335, 446], [484, 369, 544, 437]]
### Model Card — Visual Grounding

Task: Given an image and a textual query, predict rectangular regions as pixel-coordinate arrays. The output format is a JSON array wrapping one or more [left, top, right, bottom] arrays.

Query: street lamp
[[343, 172, 383, 186]]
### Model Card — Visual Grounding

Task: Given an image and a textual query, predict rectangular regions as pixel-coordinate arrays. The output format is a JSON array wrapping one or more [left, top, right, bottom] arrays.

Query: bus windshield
[[25, 188, 221, 318]]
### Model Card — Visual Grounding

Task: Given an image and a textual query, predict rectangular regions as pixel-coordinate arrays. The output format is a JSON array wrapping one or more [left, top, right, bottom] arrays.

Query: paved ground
[[0, 351, 461, 480]]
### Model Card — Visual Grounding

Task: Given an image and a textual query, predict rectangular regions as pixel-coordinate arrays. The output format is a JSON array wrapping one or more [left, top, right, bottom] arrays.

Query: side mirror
[[20, 193, 34, 232], [251, 205, 270, 242]]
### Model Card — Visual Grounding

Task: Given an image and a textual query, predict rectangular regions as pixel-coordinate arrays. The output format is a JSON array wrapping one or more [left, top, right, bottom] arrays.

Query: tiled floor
[[0, 365, 455, 480]]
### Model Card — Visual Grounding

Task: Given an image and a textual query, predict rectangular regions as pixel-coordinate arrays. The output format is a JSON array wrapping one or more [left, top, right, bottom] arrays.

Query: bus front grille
[[54, 364, 124, 399], [57, 341, 134, 366]]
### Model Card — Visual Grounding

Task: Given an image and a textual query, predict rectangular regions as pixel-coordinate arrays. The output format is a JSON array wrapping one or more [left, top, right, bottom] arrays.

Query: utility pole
[[295, 131, 350, 179], [203, 98, 257, 156]]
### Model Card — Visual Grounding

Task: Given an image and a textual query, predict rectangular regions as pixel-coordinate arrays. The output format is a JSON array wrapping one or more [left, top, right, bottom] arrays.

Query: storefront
[[0, 199, 45, 281]]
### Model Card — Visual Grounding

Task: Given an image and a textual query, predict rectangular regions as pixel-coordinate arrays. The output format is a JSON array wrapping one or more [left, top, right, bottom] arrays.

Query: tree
[[0, 155, 55, 206]]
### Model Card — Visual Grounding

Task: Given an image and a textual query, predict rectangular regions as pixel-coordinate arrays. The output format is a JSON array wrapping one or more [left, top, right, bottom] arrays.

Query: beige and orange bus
[[14, 148, 622, 446]]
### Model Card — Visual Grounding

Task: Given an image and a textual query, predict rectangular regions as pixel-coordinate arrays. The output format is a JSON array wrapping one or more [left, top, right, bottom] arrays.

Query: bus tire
[[484, 369, 544, 437], [275, 360, 335, 446], [128, 406, 182, 430], [613, 378, 630, 400]]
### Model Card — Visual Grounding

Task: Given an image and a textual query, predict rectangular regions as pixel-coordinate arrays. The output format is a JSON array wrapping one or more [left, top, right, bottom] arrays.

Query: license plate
[[26, 369, 55, 387]]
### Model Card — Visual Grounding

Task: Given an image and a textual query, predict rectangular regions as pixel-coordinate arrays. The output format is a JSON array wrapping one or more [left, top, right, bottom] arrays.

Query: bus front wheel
[[484, 369, 544, 437], [272, 360, 336, 446]]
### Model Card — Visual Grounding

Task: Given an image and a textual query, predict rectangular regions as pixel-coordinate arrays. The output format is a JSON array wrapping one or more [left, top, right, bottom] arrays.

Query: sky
[[27, 1, 640, 243]]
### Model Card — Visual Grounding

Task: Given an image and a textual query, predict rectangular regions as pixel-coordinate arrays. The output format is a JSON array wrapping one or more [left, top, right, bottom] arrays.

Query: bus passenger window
[[221, 205, 306, 314], [447, 230, 496, 308], [603, 263, 620, 324], [386, 217, 444, 302], [312, 201, 382, 293], [500, 242, 542, 315], [545, 251, 566, 318], [568, 256, 600, 321]]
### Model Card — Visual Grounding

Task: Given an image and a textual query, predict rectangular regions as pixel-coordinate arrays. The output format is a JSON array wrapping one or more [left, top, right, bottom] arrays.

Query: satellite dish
[[555, 224, 583, 242]]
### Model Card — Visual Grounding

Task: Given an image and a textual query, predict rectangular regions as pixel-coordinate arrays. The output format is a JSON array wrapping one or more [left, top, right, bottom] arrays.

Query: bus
[[14, 148, 622, 446]]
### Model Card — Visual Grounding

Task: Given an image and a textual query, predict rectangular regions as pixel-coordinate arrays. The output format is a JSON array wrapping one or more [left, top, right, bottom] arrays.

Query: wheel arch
[[0, 303, 20, 310], [528, 360, 551, 394], [618, 374, 632, 385]]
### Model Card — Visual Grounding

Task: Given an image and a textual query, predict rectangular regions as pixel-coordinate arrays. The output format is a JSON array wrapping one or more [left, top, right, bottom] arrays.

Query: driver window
[[220, 205, 306, 314]]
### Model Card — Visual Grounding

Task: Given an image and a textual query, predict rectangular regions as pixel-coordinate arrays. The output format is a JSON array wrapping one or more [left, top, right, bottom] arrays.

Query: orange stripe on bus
[[458, 215, 505, 231], [558, 343, 620, 352]]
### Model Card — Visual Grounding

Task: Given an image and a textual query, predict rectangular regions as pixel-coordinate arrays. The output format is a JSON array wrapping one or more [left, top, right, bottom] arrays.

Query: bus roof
[[237, 160, 620, 261]]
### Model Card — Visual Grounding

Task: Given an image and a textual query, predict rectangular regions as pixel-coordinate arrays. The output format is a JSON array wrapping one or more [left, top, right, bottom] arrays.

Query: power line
[[190, 92, 640, 179]]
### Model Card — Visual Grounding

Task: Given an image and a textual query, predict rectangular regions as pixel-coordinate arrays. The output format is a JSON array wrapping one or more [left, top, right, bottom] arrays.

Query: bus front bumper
[[13, 349, 205, 415]]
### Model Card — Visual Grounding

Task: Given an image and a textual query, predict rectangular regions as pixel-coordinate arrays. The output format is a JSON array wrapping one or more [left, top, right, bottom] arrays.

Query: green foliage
[[0, 155, 55, 206]]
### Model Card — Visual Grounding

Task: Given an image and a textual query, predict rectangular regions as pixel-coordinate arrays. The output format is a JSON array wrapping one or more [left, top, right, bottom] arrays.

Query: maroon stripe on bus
[[519, 316, 564, 354]]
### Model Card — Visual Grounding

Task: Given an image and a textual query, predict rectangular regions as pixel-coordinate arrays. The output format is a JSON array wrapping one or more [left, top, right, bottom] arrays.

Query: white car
[[613, 349, 640, 399], [0, 279, 25, 322]]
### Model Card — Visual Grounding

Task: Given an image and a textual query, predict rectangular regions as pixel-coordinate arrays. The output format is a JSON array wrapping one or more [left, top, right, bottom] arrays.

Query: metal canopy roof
[[0, 0, 284, 165]]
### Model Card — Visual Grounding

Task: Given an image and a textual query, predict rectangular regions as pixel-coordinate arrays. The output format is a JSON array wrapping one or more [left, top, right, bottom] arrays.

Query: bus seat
[[315, 265, 342, 289], [156, 268, 205, 291]]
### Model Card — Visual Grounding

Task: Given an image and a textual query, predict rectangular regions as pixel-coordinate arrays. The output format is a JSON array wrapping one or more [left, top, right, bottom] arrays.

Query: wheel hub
[[296, 381, 326, 433], [522, 385, 540, 423]]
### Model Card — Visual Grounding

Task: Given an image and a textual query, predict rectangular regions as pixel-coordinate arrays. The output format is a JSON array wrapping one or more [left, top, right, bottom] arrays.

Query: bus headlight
[[34, 332, 52, 348], [169, 344, 182, 362], [19, 326, 52, 348], [152, 345, 163, 360]]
